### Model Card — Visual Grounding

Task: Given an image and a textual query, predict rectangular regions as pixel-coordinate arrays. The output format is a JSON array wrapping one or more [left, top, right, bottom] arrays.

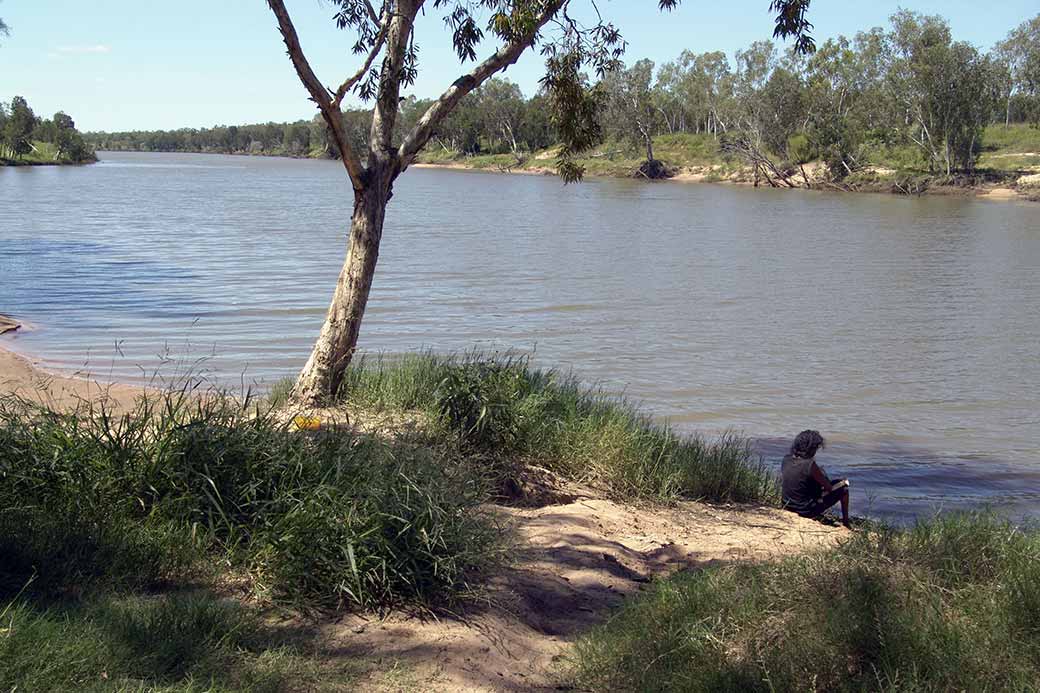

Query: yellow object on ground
[[293, 416, 321, 431]]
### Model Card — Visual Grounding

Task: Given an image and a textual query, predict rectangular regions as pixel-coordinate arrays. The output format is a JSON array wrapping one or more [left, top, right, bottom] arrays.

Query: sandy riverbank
[[0, 342, 143, 412], [412, 159, 1040, 203]]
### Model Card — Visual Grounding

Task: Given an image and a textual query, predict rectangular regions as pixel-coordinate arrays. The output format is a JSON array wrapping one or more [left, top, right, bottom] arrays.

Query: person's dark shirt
[[781, 454, 824, 513]]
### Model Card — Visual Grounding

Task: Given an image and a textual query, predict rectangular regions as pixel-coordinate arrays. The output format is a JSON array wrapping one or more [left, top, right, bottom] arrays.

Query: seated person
[[781, 430, 851, 528]]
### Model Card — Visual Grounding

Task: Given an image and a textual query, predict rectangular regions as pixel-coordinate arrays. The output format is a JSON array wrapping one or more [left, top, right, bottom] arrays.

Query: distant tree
[[474, 78, 527, 155], [52, 111, 93, 161], [517, 91, 554, 150], [601, 58, 661, 167], [2, 96, 37, 159], [996, 14, 1040, 127], [759, 66, 806, 156], [883, 11, 997, 173], [282, 121, 310, 155], [268, 0, 817, 404], [801, 36, 869, 178]]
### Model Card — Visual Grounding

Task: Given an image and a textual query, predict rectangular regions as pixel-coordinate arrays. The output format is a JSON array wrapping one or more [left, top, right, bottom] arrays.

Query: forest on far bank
[[86, 10, 1039, 182]]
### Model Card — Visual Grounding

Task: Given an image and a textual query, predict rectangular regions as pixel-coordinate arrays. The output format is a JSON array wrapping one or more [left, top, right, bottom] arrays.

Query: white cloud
[[56, 44, 111, 55]]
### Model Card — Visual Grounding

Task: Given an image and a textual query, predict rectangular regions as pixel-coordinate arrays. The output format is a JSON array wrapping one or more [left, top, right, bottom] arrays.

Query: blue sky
[[0, 0, 1036, 132]]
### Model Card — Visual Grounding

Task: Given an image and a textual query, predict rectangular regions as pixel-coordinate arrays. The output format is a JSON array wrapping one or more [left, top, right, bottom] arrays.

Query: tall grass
[[0, 388, 499, 610], [334, 351, 778, 505], [572, 511, 1040, 692]]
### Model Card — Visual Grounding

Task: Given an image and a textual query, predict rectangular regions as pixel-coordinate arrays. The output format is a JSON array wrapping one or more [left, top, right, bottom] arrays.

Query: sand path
[[335, 490, 845, 691]]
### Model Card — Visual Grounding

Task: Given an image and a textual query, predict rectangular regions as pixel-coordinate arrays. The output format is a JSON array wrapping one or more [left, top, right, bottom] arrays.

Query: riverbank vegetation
[[1, 95, 95, 165], [86, 11, 1039, 193], [2, 352, 1038, 690], [573, 511, 1040, 692], [0, 352, 774, 690]]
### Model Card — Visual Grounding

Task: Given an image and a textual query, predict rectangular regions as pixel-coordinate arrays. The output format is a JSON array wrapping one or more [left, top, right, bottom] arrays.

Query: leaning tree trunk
[[293, 180, 390, 405]]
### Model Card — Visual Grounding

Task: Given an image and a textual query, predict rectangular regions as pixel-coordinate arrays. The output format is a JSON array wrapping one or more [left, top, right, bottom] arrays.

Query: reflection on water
[[2, 151, 1039, 523]]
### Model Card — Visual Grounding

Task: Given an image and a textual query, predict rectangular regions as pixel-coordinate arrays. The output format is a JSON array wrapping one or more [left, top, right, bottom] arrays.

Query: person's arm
[[810, 461, 833, 493]]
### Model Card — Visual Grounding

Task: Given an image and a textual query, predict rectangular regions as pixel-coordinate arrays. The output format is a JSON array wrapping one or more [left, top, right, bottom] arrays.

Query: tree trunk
[[293, 178, 390, 405]]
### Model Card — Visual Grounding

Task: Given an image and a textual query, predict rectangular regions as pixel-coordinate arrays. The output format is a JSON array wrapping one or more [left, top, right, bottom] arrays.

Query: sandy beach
[[0, 339, 143, 412]]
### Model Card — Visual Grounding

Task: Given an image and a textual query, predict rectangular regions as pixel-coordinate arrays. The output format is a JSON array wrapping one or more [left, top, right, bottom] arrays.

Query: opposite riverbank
[[3, 337, 1039, 691], [412, 130, 1040, 204]]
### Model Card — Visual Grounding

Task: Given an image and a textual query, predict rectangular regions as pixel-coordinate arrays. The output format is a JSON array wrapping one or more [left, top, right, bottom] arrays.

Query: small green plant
[[265, 376, 295, 407]]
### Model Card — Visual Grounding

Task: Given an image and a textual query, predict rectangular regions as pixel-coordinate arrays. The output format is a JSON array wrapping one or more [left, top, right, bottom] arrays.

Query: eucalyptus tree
[[268, 0, 817, 404], [802, 36, 875, 178], [601, 58, 662, 166], [883, 10, 996, 173], [996, 15, 1040, 127], [474, 78, 527, 154]]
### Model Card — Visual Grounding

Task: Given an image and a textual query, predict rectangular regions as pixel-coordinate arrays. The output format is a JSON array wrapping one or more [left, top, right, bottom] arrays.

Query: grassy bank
[[315, 351, 778, 504], [0, 386, 498, 689], [573, 511, 1040, 692]]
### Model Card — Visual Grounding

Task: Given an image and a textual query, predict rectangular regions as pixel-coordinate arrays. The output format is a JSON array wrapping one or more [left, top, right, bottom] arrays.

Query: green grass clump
[[0, 590, 346, 692], [572, 511, 1040, 692], [0, 389, 499, 610], [337, 351, 778, 505]]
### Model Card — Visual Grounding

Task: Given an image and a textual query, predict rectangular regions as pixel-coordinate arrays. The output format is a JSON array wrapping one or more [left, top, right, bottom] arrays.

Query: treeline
[[0, 96, 95, 163], [88, 10, 1038, 179], [85, 81, 555, 161]]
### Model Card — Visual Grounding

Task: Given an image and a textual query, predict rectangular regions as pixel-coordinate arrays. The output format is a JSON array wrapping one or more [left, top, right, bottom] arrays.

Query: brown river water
[[2, 151, 1038, 523]]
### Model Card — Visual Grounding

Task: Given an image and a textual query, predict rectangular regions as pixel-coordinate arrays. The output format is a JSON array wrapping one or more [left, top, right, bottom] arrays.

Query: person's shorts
[[797, 480, 848, 519]]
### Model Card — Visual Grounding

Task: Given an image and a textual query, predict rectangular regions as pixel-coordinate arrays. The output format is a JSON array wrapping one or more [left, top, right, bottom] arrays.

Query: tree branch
[[397, 0, 567, 170], [267, 0, 366, 192], [370, 0, 421, 165], [332, 6, 391, 107]]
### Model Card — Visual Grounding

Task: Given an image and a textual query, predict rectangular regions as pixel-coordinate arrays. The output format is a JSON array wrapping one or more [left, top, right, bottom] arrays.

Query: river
[[2, 151, 1038, 523]]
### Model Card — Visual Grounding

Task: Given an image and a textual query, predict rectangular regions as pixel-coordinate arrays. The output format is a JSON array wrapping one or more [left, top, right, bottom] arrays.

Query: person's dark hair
[[790, 430, 825, 459]]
